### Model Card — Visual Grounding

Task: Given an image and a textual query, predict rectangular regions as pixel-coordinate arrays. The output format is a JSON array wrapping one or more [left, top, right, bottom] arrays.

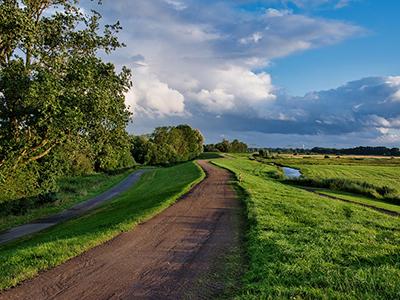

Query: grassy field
[[269, 156, 400, 192], [213, 155, 400, 299], [297, 165, 400, 193], [0, 170, 135, 232], [260, 155, 400, 210], [0, 161, 204, 290]]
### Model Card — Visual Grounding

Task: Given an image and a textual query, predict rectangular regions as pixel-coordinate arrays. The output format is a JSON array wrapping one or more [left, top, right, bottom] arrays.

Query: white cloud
[[95, 0, 362, 118], [239, 32, 263, 45], [126, 65, 186, 117], [386, 76, 400, 101], [164, 0, 187, 11], [190, 66, 276, 114], [265, 8, 291, 17]]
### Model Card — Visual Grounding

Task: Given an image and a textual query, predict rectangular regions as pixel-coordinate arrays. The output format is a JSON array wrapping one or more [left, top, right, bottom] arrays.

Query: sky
[[85, 0, 400, 148]]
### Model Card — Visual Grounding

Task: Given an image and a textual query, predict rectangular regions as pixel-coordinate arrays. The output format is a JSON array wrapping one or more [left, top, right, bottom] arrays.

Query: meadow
[[0, 161, 204, 290], [260, 155, 400, 208], [213, 155, 400, 299]]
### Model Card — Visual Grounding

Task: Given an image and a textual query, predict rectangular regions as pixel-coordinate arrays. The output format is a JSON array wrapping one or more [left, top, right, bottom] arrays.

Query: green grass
[[318, 190, 400, 214], [197, 152, 224, 159], [267, 156, 400, 193], [213, 155, 400, 299], [0, 161, 205, 290], [298, 165, 400, 193], [0, 170, 134, 232]]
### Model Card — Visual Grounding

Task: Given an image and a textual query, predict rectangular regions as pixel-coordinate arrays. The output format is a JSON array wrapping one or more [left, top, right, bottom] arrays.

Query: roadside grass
[[318, 190, 400, 214], [0, 169, 134, 232], [213, 156, 400, 299], [0, 161, 204, 291]]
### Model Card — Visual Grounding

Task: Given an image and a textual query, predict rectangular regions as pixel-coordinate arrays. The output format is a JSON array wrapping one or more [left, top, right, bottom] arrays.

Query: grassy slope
[[318, 190, 400, 214], [0, 161, 204, 290], [213, 156, 400, 299], [0, 170, 134, 232]]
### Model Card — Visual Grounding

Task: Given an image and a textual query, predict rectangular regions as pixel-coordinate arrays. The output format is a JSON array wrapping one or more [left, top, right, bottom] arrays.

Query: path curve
[[0, 161, 241, 300], [0, 169, 149, 245]]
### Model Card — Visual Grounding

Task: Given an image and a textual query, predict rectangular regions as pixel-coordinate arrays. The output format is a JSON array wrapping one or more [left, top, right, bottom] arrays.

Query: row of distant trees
[[310, 146, 400, 156], [204, 139, 248, 153], [131, 125, 204, 166], [250, 146, 400, 157]]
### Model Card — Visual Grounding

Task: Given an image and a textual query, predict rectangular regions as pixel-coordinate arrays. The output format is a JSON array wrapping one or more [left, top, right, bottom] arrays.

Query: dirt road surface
[[0, 161, 242, 300]]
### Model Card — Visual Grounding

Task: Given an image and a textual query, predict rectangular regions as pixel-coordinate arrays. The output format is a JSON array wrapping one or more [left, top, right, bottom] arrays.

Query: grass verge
[[0, 169, 134, 232], [213, 156, 400, 299], [0, 161, 205, 291]]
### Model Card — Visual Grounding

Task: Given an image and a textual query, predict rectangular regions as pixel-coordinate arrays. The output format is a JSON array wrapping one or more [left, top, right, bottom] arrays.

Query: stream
[[282, 167, 302, 179]]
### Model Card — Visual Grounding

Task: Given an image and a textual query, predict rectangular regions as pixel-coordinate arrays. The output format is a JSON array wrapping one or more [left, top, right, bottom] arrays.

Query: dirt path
[[0, 161, 242, 300], [0, 169, 149, 245]]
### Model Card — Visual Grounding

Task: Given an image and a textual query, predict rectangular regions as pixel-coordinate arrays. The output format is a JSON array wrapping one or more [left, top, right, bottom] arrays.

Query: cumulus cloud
[[91, 0, 362, 119], [125, 61, 186, 117], [86, 0, 400, 147]]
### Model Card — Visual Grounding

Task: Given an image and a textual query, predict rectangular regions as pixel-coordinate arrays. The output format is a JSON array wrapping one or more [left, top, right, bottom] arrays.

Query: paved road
[[0, 161, 242, 300], [0, 169, 148, 245]]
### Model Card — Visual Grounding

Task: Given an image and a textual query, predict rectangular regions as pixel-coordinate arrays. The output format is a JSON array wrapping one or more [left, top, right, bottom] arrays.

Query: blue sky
[[269, 0, 400, 95], [89, 0, 400, 147]]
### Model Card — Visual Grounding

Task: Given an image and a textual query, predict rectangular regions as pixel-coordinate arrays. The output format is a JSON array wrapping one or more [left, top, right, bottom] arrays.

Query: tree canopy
[[131, 125, 204, 166], [204, 139, 248, 153], [0, 0, 134, 203]]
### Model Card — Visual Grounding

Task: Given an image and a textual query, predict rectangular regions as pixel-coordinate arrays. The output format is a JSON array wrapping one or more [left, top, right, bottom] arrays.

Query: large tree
[[0, 0, 132, 176]]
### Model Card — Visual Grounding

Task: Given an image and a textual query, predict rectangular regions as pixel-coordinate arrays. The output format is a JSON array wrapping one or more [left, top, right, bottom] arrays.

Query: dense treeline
[[131, 125, 204, 166], [204, 139, 248, 153], [0, 1, 134, 204], [250, 146, 400, 156], [310, 146, 400, 156]]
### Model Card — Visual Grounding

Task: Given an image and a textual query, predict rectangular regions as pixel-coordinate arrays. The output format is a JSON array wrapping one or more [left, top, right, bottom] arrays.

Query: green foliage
[[213, 156, 400, 299], [205, 139, 248, 153], [0, 161, 204, 290], [0, 0, 134, 208], [131, 124, 204, 165]]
